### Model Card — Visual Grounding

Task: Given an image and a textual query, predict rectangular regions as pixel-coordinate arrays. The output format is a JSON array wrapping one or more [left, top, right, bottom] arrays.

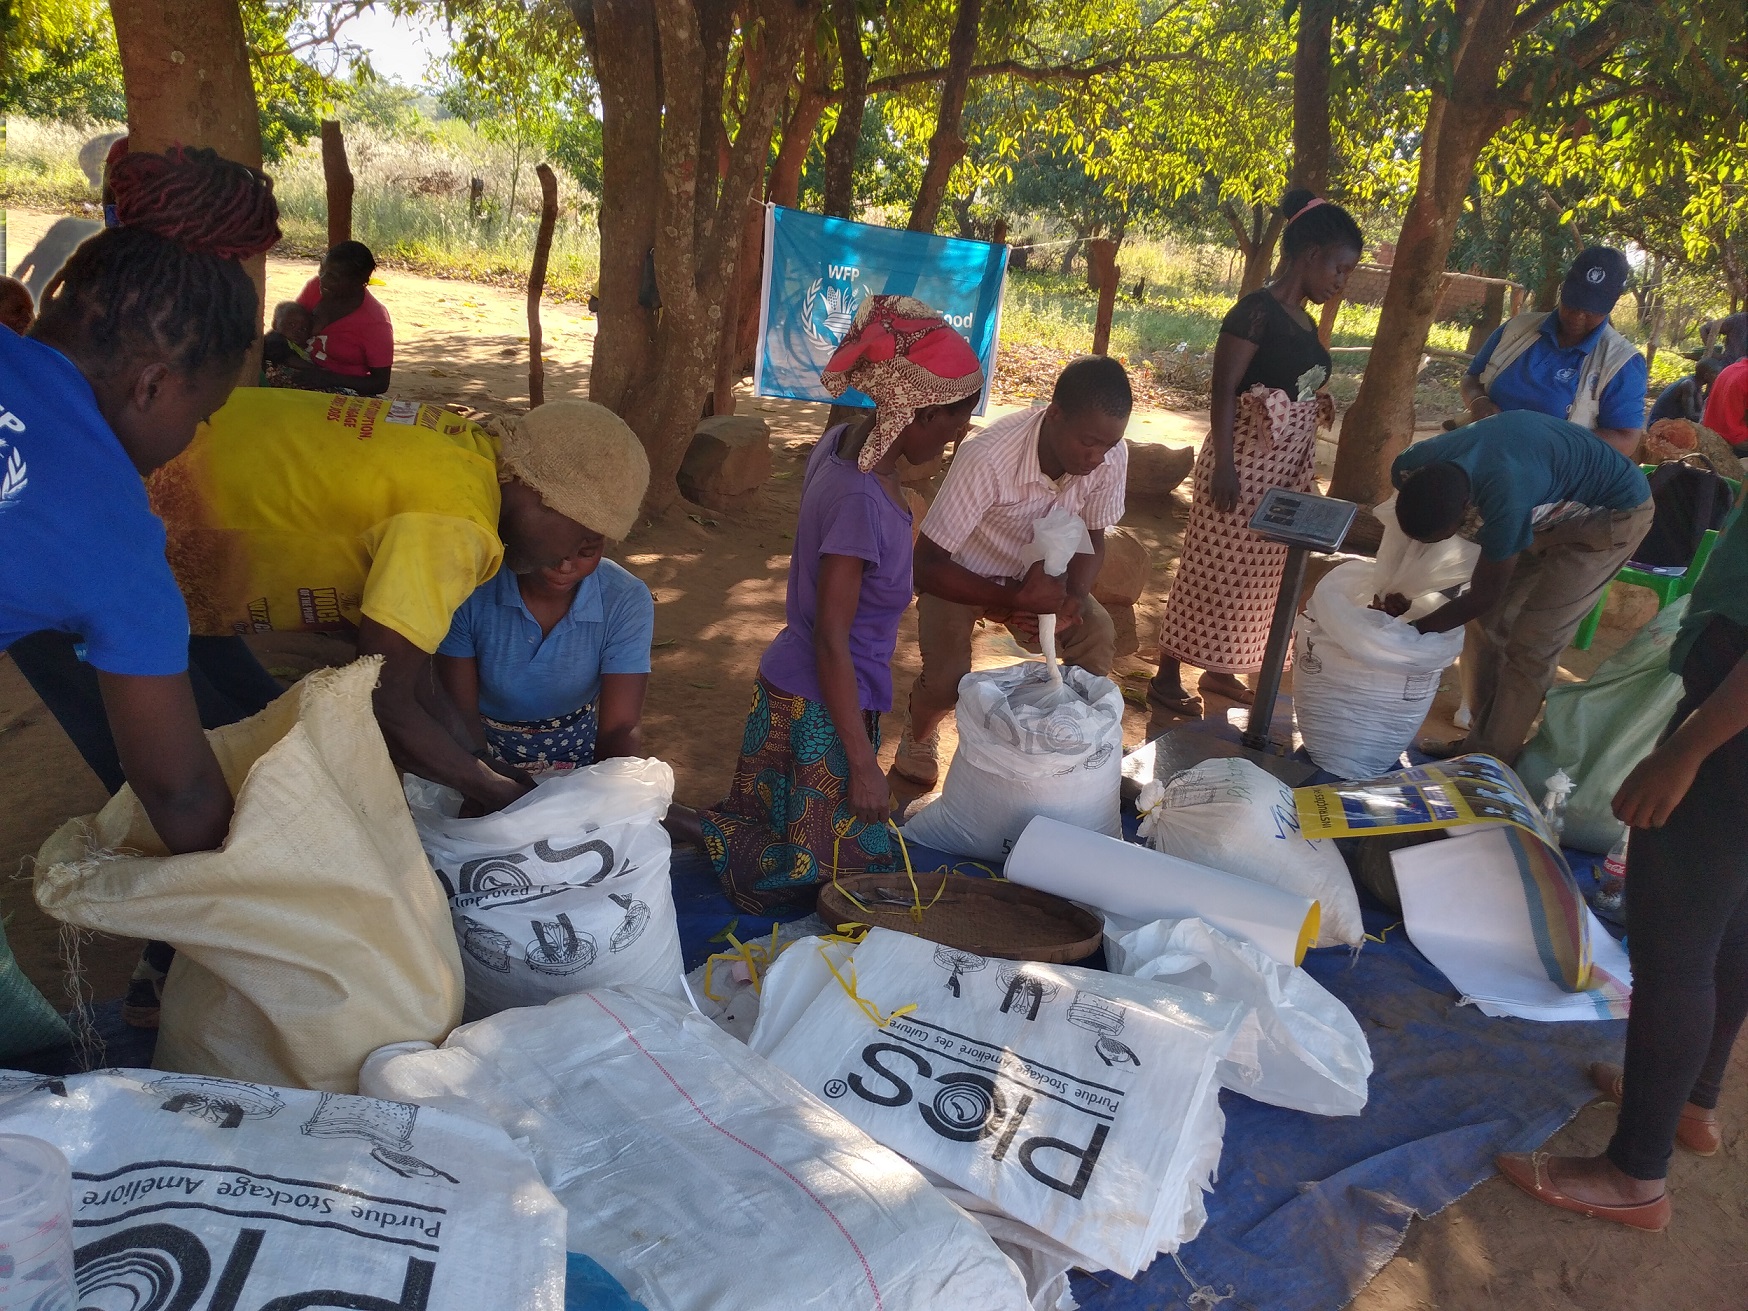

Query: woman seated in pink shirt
[[278, 240, 394, 396], [690, 296, 984, 913]]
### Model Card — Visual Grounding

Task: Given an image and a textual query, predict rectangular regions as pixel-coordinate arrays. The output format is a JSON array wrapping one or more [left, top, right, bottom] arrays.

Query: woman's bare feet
[[1198, 671, 1255, 706], [662, 803, 706, 848], [1147, 657, 1203, 716]]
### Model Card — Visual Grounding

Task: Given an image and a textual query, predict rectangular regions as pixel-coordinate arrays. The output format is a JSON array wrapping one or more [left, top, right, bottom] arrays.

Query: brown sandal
[[1589, 1062, 1721, 1156], [1495, 1152, 1670, 1231]]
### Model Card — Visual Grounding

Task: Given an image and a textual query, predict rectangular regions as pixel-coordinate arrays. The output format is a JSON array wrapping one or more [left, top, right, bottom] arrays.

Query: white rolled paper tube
[[1004, 816, 1321, 965]]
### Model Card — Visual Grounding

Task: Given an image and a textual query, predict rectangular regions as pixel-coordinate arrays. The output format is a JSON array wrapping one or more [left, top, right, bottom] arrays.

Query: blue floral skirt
[[701, 676, 898, 913], [483, 702, 598, 771]]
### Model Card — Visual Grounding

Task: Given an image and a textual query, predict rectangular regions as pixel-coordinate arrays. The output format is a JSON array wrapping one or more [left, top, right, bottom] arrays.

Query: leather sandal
[[1589, 1062, 1721, 1156], [1495, 1152, 1671, 1232]]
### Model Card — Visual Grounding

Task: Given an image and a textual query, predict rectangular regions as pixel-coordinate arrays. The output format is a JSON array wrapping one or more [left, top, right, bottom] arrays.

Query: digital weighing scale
[[1122, 486, 1359, 795]]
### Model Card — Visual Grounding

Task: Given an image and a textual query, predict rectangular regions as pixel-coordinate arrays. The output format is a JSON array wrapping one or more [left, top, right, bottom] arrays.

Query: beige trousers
[[907, 591, 1117, 739], [1466, 501, 1654, 763]]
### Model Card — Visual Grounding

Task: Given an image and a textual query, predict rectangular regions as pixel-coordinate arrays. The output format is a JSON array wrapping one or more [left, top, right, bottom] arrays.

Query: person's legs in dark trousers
[[10, 631, 284, 1027], [10, 632, 284, 793], [1609, 652, 1748, 1179]]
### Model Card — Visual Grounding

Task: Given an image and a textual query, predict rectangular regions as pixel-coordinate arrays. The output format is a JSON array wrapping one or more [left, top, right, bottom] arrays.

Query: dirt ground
[[3, 206, 1742, 1310]]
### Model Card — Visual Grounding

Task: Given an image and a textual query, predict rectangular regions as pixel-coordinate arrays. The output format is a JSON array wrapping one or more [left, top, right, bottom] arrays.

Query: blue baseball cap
[[1560, 246, 1630, 315]]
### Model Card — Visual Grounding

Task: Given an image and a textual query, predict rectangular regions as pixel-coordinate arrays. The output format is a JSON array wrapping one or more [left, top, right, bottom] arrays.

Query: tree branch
[[858, 49, 1199, 100]]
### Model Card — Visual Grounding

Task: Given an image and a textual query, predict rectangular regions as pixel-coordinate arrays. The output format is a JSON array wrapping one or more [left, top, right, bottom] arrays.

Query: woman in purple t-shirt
[[701, 296, 984, 912]]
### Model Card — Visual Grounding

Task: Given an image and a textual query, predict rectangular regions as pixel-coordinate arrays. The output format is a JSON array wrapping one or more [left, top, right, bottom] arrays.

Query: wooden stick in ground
[[320, 120, 353, 249], [527, 163, 560, 408], [1089, 238, 1119, 356]]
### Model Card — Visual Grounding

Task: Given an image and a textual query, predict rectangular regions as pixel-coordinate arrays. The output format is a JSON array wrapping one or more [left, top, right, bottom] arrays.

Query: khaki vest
[[1478, 311, 1640, 431]]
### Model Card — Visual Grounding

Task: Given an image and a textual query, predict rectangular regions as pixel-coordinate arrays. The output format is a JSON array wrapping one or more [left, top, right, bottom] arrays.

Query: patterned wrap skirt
[[701, 676, 899, 914], [1157, 386, 1327, 674], [483, 702, 599, 772]]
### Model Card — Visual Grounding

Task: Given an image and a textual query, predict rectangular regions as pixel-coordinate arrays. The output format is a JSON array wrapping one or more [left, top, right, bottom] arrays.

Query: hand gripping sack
[[1103, 916, 1372, 1116], [407, 759, 684, 1021], [0, 1068, 566, 1310], [34, 659, 464, 1092], [758, 928, 1245, 1279], [1517, 597, 1690, 854], [903, 662, 1124, 860], [359, 987, 1034, 1311], [1137, 756, 1363, 947]]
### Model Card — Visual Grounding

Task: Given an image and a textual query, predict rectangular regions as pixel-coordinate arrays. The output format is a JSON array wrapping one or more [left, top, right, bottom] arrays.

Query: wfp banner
[[754, 205, 1008, 411]]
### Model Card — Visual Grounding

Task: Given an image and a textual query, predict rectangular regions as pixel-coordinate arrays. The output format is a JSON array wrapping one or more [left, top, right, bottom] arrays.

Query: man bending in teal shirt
[[1387, 410, 1653, 763]]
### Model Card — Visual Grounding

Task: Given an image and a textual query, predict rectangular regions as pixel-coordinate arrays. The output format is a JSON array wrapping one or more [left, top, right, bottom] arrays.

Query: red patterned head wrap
[[820, 295, 985, 471]]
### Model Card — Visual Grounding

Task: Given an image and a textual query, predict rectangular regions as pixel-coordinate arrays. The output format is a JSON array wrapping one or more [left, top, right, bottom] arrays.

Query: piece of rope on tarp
[[1173, 1253, 1236, 1308]]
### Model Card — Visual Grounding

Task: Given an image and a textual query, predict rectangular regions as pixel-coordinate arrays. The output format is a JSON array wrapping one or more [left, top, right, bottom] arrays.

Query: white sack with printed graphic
[[0, 1068, 565, 1310], [407, 759, 683, 1021], [759, 928, 1243, 1279]]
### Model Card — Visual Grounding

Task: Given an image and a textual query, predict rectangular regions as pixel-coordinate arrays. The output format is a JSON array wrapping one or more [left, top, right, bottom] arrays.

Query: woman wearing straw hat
[[697, 295, 984, 914], [436, 402, 655, 773]]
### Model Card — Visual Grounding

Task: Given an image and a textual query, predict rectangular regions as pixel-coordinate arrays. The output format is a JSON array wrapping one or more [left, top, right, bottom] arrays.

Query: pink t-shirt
[[296, 276, 394, 378]]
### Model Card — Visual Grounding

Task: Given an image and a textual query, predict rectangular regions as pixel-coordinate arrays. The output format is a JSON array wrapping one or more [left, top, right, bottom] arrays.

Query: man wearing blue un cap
[[1461, 246, 1647, 457]]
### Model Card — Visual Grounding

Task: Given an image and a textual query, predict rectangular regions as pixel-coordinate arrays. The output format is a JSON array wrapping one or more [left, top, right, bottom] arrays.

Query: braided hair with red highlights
[[30, 145, 282, 380]]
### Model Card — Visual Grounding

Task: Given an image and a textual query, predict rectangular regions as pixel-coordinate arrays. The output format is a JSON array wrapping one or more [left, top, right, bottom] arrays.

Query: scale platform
[[1125, 485, 1356, 797]]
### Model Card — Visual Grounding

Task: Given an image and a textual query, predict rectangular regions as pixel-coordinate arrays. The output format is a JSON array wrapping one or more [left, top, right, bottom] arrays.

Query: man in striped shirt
[[894, 355, 1132, 786]]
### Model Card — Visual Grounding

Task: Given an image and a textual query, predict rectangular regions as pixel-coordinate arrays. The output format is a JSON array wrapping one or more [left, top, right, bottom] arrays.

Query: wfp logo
[[803, 264, 863, 351]]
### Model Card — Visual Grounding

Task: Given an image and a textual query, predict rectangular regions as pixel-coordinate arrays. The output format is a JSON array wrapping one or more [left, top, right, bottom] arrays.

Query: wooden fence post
[[527, 164, 560, 408], [320, 120, 353, 249], [1089, 238, 1120, 356]]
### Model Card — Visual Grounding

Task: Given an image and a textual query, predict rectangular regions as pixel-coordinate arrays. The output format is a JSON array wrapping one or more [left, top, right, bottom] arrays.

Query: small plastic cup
[[0, 1134, 75, 1311]]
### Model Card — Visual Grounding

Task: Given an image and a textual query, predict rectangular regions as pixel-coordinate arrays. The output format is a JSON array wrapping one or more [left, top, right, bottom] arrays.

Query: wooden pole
[[320, 120, 354, 249], [1089, 238, 1119, 356], [527, 164, 560, 408]]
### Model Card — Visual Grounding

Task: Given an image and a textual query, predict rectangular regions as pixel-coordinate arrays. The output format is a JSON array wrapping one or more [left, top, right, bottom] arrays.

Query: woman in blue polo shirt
[[436, 402, 655, 771], [1460, 247, 1648, 456], [1, 146, 280, 857]]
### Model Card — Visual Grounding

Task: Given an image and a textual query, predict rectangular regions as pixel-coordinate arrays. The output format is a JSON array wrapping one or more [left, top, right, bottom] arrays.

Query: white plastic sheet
[[0, 1068, 566, 1310], [361, 987, 1033, 1311], [1005, 816, 1320, 966], [407, 759, 684, 1020], [903, 664, 1124, 860], [758, 928, 1245, 1279], [1103, 916, 1372, 1115], [1393, 828, 1632, 1021], [1137, 756, 1364, 948]]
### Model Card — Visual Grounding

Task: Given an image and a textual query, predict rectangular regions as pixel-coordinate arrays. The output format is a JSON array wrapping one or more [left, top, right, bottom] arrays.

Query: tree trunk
[[1226, 202, 1284, 297], [527, 163, 559, 407], [1059, 239, 1079, 278], [713, 194, 763, 416], [320, 120, 353, 249], [1290, 0, 1334, 194], [581, 0, 808, 512], [1466, 280, 1507, 352], [1328, 0, 1519, 506], [822, 0, 871, 218], [908, 0, 982, 234], [110, 0, 266, 373], [1641, 254, 1666, 373], [1089, 239, 1119, 356]]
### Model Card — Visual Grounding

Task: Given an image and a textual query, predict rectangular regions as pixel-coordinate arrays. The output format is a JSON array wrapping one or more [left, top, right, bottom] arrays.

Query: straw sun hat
[[495, 400, 651, 541]]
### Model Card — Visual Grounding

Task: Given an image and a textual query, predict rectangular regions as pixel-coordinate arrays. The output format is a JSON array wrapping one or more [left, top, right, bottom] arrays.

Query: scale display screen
[[1249, 487, 1358, 551]]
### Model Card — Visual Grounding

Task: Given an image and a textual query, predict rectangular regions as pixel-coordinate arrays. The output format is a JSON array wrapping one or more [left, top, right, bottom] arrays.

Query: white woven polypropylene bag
[[757, 929, 1244, 1279], [360, 987, 1034, 1311], [903, 662, 1124, 860], [0, 1068, 566, 1309], [408, 759, 685, 1021]]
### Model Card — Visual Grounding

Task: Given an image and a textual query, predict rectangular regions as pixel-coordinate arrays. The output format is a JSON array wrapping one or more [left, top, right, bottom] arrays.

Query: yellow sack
[[35, 659, 463, 1092]]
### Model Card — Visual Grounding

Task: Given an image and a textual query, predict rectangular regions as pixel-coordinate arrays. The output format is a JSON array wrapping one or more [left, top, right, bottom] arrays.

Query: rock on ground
[[678, 416, 774, 510], [1093, 526, 1150, 607], [1126, 441, 1195, 503]]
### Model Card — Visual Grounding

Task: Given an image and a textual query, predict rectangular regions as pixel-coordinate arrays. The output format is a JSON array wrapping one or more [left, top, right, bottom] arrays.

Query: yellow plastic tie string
[[820, 947, 916, 1029]]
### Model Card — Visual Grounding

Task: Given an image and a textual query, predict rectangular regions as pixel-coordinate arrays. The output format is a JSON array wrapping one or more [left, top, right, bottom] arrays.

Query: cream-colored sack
[[35, 658, 463, 1091]]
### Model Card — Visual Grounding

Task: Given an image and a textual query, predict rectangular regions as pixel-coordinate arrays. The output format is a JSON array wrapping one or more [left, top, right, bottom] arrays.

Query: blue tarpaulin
[[753, 205, 1008, 411]]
